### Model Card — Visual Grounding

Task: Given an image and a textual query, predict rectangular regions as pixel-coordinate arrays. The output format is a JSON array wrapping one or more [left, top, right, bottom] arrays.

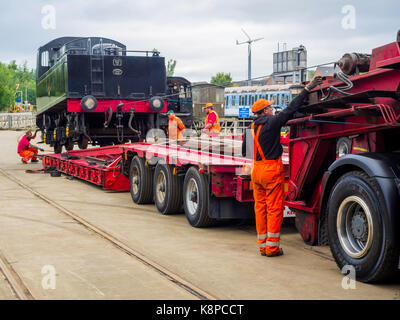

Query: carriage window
[[41, 51, 49, 67]]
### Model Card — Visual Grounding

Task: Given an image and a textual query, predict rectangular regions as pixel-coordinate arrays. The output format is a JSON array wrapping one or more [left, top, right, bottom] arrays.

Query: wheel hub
[[337, 195, 374, 259], [156, 171, 166, 203], [190, 191, 198, 203], [351, 213, 368, 242], [131, 167, 139, 194], [158, 183, 166, 193], [186, 178, 199, 216]]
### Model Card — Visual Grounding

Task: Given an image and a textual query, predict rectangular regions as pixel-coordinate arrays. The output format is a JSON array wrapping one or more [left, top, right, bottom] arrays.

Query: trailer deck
[[42, 140, 294, 223]]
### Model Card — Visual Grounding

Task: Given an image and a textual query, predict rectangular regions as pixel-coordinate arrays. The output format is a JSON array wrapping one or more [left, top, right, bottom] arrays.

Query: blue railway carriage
[[224, 84, 304, 118]]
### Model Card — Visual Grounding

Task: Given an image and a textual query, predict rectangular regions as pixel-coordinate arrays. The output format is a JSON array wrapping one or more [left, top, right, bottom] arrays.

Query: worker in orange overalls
[[168, 110, 186, 140], [243, 76, 323, 257], [17, 129, 44, 164], [202, 103, 220, 137]]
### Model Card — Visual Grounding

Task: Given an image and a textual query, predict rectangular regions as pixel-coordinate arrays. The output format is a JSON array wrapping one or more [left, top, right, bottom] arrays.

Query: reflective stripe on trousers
[[18, 147, 38, 162]]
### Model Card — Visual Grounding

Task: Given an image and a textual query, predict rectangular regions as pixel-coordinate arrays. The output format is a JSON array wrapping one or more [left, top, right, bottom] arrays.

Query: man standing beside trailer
[[202, 103, 221, 137], [167, 110, 186, 141], [243, 76, 323, 257]]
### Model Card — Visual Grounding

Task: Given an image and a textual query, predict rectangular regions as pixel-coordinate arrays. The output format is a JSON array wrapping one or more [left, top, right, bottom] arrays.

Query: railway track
[[0, 167, 217, 300], [0, 249, 33, 300]]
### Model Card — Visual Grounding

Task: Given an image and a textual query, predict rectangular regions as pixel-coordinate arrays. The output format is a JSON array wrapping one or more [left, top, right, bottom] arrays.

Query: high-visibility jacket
[[205, 110, 221, 134], [168, 115, 185, 140], [251, 122, 285, 255]]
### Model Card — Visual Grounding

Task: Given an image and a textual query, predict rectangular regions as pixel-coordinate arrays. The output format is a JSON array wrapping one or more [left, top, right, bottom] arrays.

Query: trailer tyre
[[130, 156, 153, 204], [183, 167, 215, 227], [327, 171, 398, 282], [153, 164, 183, 214]]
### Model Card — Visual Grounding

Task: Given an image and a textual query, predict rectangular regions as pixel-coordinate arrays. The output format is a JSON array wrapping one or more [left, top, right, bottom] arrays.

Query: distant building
[[270, 45, 307, 84], [191, 82, 225, 119]]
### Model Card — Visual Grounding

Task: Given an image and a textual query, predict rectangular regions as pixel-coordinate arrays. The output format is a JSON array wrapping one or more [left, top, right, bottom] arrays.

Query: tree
[[166, 59, 176, 77], [0, 60, 36, 111], [210, 72, 232, 87]]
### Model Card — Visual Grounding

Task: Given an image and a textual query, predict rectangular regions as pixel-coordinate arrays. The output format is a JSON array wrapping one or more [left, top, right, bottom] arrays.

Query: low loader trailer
[[42, 139, 294, 228], [43, 31, 400, 282]]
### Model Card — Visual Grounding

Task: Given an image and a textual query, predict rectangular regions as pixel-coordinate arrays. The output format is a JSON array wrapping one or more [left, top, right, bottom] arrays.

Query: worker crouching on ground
[[168, 110, 186, 141], [201, 103, 221, 137], [18, 129, 44, 164], [242, 76, 323, 257]]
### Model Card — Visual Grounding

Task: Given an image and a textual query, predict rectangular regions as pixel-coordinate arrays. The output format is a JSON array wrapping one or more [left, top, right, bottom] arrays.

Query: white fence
[[0, 112, 36, 129]]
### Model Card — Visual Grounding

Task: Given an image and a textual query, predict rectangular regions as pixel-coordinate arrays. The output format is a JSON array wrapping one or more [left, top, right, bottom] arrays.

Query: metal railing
[[192, 118, 253, 135], [0, 112, 36, 129]]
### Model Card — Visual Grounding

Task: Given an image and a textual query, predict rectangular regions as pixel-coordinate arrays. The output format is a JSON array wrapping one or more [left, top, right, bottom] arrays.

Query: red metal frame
[[285, 39, 400, 243]]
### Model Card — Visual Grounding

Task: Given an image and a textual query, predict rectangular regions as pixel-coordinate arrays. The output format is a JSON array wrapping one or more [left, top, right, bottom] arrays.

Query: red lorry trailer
[[288, 31, 400, 282]]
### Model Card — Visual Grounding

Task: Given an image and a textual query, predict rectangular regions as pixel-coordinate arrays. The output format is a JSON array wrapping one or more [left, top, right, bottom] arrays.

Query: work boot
[[265, 248, 284, 257]]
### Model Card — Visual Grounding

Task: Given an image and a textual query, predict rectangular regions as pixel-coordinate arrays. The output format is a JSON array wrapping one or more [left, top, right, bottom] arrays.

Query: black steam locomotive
[[36, 37, 192, 152]]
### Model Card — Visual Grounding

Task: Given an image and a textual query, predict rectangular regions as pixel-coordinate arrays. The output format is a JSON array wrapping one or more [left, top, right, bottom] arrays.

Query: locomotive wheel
[[129, 156, 153, 204], [54, 143, 62, 154], [327, 171, 399, 282], [153, 163, 183, 215], [183, 167, 215, 227], [78, 137, 88, 149], [66, 139, 74, 151]]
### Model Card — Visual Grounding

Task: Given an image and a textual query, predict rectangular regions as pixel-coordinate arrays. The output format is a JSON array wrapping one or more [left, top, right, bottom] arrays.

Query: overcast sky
[[0, 0, 399, 82]]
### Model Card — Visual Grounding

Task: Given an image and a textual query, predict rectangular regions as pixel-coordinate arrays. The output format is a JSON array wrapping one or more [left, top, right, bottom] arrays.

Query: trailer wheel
[[327, 171, 398, 282], [337, 137, 352, 157], [183, 167, 215, 227], [153, 164, 183, 214], [129, 156, 153, 204]]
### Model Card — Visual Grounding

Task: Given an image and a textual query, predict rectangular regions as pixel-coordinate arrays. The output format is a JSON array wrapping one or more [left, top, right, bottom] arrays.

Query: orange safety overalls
[[168, 115, 186, 140], [205, 111, 221, 136], [19, 147, 38, 163], [251, 123, 285, 255]]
